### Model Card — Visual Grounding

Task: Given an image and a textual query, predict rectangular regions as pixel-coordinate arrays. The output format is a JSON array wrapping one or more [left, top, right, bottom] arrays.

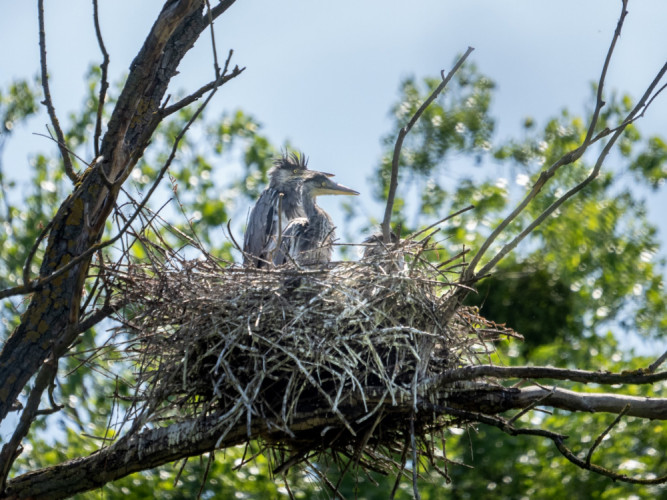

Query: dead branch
[[38, 0, 78, 183], [92, 0, 110, 158], [381, 47, 475, 244], [426, 363, 667, 387]]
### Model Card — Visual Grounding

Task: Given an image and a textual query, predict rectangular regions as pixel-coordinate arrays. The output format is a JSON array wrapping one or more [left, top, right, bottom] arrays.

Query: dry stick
[[425, 363, 667, 387], [38, 0, 78, 183], [92, 0, 110, 158], [410, 413, 421, 500], [585, 404, 630, 467], [406, 204, 475, 241], [648, 350, 667, 373], [381, 47, 475, 244], [204, 0, 221, 78], [465, 0, 630, 281], [507, 386, 557, 425]]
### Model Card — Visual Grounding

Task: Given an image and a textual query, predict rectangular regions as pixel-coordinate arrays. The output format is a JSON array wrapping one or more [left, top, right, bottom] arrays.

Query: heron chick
[[243, 152, 331, 268], [273, 172, 359, 267]]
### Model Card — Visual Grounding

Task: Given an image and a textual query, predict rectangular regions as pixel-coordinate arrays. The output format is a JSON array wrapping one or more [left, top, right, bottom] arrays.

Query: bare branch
[[426, 364, 667, 388], [37, 0, 78, 183], [464, 0, 666, 282], [586, 404, 630, 466], [648, 350, 667, 373], [159, 61, 245, 118], [583, 0, 628, 144], [205, 0, 221, 78], [381, 47, 474, 244], [1, 80, 221, 302], [475, 59, 667, 279], [92, 0, 110, 158]]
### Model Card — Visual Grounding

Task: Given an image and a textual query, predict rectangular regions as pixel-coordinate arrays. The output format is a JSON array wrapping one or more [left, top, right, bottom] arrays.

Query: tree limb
[[92, 0, 110, 158], [38, 0, 78, 183], [381, 47, 474, 244], [425, 363, 667, 387]]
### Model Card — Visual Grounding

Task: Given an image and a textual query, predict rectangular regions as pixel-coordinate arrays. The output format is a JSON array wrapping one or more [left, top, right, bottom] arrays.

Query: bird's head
[[268, 151, 334, 186], [301, 171, 360, 198]]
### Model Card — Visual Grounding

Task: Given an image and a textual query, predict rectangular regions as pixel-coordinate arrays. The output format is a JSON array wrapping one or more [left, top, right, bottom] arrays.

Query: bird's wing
[[272, 217, 308, 266], [243, 190, 274, 266]]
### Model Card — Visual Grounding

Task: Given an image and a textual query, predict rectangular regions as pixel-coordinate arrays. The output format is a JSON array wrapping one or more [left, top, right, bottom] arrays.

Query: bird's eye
[[321, 181, 327, 187], [293, 169, 299, 174]]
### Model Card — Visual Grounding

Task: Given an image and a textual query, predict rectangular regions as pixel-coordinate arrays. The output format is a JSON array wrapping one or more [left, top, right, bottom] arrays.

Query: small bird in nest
[[272, 171, 359, 267], [242, 152, 333, 268], [360, 230, 405, 272]]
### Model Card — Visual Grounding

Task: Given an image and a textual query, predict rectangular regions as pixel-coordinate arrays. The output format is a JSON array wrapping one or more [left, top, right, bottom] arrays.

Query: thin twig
[[92, 0, 110, 158], [648, 350, 667, 373], [38, 0, 78, 183], [204, 0, 221, 78], [381, 47, 474, 244], [585, 404, 630, 466]]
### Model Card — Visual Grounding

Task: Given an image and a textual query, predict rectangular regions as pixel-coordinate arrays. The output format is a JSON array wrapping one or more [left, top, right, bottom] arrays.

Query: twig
[[160, 58, 244, 118], [648, 350, 667, 373], [381, 47, 474, 244], [407, 204, 475, 241], [465, 0, 665, 283], [474, 59, 667, 279], [38, 0, 78, 183], [92, 0, 110, 158], [204, 0, 221, 78], [585, 404, 630, 466], [410, 413, 421, 500]]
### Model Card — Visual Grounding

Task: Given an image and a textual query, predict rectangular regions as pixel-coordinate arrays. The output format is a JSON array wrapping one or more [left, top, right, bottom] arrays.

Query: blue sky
[[1, 0, 666, 253]]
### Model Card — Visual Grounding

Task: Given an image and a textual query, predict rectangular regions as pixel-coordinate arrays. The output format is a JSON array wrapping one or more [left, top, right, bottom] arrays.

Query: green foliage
[[439, 335, 667, 500]]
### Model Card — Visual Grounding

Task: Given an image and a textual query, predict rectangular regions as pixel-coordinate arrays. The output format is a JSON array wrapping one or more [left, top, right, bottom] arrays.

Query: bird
[[360, 231, 405, 271], [242, 152, 332, 268], [272, 171, 359, 267]]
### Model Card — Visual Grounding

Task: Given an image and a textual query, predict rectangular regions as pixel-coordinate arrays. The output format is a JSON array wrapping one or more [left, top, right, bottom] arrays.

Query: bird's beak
[[314, 178, 360, 196]]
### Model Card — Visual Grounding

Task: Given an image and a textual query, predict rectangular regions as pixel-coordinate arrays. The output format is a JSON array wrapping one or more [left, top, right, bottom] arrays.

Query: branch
[[474, 58, 667, 280], [464, 0, 633, 282], [442, 399, 667, 485], [381, 47, 474, 244], [507, 385, 667, 420], [92, 0, 110, 158], [37, 0, 78, 183], [159, 57, 245, 118], [425, 364, 667, 387]]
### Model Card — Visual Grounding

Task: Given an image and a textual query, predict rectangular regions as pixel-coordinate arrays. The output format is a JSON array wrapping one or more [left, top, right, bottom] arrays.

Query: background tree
[[0, 1, 666, 498]]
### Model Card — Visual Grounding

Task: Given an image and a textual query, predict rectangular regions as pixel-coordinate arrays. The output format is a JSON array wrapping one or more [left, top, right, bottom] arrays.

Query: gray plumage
[[273, 172, 359, 267], [361, 231, 405, 271], [242, 152, 312, 268]]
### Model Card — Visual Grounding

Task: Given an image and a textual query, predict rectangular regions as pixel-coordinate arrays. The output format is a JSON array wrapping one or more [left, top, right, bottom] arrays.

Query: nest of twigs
[[107, 234, 517, 477]]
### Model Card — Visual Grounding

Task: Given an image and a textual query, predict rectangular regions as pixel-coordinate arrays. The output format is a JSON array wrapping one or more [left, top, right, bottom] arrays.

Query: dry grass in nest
[[107, 233, 517, 477]]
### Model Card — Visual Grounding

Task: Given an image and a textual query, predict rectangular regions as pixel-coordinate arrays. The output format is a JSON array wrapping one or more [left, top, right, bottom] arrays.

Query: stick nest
[[108, 235, 516, 475]]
